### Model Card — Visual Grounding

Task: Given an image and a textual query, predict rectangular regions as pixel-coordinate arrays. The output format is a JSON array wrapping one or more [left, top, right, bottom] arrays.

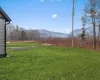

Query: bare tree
[[84, 0, 99, 49]]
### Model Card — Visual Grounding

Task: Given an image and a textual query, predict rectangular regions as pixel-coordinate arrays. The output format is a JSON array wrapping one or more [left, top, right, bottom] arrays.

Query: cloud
[[40, 0, 44, 2], [52, 14, 58, 19], [52, 14, 63, 20]]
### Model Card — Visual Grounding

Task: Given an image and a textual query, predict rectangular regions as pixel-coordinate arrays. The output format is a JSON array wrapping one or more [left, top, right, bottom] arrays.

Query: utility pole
[[72, 0, 75, 47]]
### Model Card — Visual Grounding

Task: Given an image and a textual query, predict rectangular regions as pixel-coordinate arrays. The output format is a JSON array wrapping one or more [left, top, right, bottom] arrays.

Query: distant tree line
[[6, 24, 63, 41], [6, 25, 42, 41]]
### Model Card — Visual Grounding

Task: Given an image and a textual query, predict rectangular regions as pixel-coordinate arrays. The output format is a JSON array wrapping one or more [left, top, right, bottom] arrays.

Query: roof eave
[[0, 7, 11, 22]]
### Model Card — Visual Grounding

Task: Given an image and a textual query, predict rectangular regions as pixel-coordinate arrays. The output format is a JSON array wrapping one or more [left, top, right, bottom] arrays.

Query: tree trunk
[[93, 18, 96, 49]]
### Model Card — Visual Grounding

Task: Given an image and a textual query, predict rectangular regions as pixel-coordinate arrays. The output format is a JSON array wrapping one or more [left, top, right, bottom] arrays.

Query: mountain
[[7, 24, 100, 38], [6, 24, 68, 38], [68, 26, 99, 37], [38, 29, 68, 38], [68, 29, 82, 37]]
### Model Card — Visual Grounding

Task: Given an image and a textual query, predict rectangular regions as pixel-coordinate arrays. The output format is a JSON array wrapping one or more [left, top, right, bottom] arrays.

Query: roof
[[0, 7, 11, 22]]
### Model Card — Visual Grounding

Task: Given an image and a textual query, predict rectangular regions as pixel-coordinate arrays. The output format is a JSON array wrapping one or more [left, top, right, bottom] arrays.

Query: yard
[[0, 42, 100, 80]]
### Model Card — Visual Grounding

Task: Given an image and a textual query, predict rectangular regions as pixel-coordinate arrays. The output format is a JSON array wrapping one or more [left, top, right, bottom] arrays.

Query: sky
[[0, 0, 88, 33]]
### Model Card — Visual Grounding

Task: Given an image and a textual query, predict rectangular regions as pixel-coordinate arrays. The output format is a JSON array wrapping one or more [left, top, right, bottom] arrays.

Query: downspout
[[5, 22, 10, 57]]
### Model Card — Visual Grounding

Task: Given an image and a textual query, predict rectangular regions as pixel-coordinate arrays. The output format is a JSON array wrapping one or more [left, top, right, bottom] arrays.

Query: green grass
[[7, 42, 41, 47], [0, 42, 100, 80]]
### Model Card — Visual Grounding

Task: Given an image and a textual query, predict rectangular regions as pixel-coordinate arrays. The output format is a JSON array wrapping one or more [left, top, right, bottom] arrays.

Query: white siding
[[0, 19, 5, 54]]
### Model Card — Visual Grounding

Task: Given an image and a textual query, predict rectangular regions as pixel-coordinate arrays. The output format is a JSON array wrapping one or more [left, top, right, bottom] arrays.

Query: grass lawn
[[0, 42, 100, 80]]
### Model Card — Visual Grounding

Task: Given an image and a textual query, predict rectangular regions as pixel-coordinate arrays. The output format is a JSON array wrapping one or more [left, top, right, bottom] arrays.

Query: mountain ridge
[[7, 24, 99, 38]]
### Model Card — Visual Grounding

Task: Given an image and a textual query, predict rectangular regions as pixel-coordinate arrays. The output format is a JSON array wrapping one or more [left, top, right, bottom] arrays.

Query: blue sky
[[0, 0, 87, 33]]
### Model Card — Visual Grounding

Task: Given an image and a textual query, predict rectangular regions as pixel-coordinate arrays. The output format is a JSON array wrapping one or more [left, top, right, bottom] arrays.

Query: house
[[0, 7, 11, 57]]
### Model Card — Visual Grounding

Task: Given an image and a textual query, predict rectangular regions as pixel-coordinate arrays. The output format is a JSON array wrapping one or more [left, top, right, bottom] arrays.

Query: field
[[0, 42, 100, 80], [38, 38, 100, 50]]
